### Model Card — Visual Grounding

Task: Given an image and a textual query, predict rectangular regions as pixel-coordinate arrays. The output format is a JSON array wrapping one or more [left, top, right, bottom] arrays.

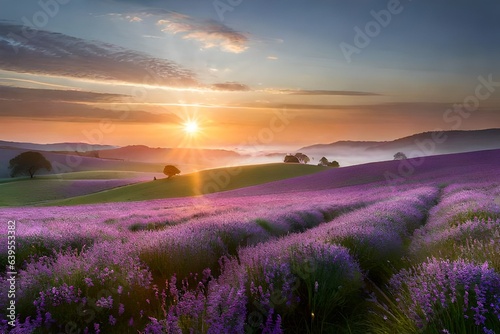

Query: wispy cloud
[[0, 23, 260, 94], [0, 77, 80, 90], [266, 89, 382, 96], [211, 82, 250, 91], [157, 17, 249, 53], [0, 86, 126, 103], [109, 9, 248, 53], [0, 23, 199, 87], [126, 15, 143, 22], [0, 101, 178, 123], [142, 34, 164, 39], [105, 13, 142, 22], [267, 56, 278, 60], [0, 86, 180, 123], [227, 101, 449, 111]]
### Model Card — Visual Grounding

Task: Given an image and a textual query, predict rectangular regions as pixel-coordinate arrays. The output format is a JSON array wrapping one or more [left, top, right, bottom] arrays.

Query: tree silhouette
[[9, 151, 52, 178], [294, 152, 310, 164], [163, 165, 181, 178], [329, 160, 340, 168], [394, 152, 408, 160], [319, 157, 329, 166], [284, 155, 300, 163]]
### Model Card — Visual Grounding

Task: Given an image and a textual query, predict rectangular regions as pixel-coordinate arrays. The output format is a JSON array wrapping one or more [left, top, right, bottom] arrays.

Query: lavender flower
[[390, 258, 500, 332]]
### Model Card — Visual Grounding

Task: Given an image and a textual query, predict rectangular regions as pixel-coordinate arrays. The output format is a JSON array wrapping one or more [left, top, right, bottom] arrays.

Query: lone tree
[[329, 160, 340, 168], [394, 152, 408, 160], [163, 165, 181, 178], [284, 154, 300, 163], [294, 152, 310, 164], [318, 157, 329, 166], [318, 157, 340, 167], [9, 151, 52, 179]]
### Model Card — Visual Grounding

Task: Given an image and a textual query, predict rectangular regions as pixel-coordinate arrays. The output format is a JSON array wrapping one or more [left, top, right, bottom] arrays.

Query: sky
[[0, 0, 499, 151]]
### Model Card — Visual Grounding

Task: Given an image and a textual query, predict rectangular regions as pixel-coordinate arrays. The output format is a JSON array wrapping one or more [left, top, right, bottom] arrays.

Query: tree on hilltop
[[319, 157, 329, 166], [318, 157, 340, 167], [9, 151, 52, 179], [163, 165, 181, 178], [284, 153, 310, 164], [329, 160, 340, 168], [294, 152, 310, 164], [284, 155, 300, 163], [394, 152, 408, 160]]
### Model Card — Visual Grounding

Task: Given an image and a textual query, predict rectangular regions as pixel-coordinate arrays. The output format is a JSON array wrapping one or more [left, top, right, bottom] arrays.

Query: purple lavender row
[[0, 186, 393, 332], [385, 182, 500, 333]]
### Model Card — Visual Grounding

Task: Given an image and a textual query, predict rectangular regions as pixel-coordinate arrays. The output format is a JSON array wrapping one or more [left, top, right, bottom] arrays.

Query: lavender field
[[1, 151, 500, 333]]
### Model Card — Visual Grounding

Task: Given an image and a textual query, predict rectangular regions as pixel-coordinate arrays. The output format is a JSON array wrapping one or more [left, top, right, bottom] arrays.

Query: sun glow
[[184, 120, 199, 135]]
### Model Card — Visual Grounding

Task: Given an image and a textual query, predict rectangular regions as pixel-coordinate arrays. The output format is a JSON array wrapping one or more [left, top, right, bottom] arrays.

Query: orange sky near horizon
[[2, 100, 499, 150]]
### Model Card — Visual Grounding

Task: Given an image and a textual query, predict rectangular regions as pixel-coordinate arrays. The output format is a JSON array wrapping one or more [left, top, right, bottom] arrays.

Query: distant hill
[[365, 129, 500, 153], [298, 129, 500, 166], [0, 148, 163, 179], [0, 144, 245, 178], [216, 148, 500, 198], [96, 145, 242, 167], [0, 140, 117, 152], [301, 140, 382, 152]]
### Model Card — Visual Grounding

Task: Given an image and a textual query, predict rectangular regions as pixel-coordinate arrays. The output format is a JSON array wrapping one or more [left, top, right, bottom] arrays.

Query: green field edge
[[39, 163, 330, 207]]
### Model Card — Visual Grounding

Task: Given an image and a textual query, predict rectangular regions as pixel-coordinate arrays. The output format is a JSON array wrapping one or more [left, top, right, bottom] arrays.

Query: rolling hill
[[216, 148, 500, 198], [0, 147, 165, 178], [298, 128, 500, 166], [0, 170, 168, 206], [0, 143, 247, 178], [95, 145, 242, 166], [2, 128, 500, 181], [42, 148, 500, 206], [46, 163, 329, 206]]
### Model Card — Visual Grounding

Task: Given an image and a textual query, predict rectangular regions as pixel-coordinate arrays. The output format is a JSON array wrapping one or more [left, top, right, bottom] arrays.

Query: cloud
[[156, 16, 249, 53], [267, 56, 278, 60], [0, 21, 253, 93], [112, 9, 248, 53], [0, 100, 179, 123], [121, 15, 142, 22], [105, 13, 142, 22], [0, 86, 127, 103], [0, 77, 80, 90], [211, 82, 250, 91], [266, 89, 382, 96], [0, 86, 180, 123], [228, 101, 451, 111], [0, 23, 199, 87], [142, 34, 163, 39]]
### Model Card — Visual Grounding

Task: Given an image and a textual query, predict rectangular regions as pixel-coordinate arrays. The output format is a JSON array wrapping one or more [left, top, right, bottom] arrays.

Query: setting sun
[[184, 121, 199, 135]]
